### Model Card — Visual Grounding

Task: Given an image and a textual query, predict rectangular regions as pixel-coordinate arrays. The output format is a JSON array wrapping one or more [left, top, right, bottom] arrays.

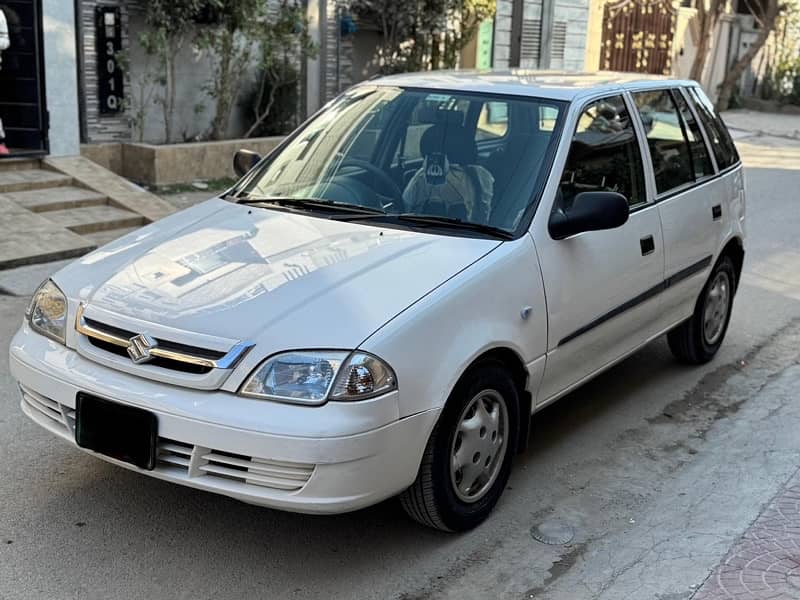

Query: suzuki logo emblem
[[127, 333, 158, 364]]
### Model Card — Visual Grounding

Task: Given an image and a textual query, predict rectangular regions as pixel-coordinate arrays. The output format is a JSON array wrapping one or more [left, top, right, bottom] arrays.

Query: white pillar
[[42, 0, 80, 156]]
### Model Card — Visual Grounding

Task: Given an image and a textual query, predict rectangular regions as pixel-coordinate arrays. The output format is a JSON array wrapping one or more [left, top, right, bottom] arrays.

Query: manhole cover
[[531, 521, 574, 545]]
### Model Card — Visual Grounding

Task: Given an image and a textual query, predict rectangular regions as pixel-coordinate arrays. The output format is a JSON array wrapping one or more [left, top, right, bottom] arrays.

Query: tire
[[667, 255, 736, 365], [399, 361, 520, 532]]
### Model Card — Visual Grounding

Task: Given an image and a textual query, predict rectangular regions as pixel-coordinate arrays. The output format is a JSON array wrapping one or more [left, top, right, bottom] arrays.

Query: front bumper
[[10, 325, 439, 514]]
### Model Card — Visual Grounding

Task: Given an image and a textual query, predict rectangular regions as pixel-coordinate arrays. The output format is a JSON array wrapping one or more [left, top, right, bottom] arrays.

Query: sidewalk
[[693, 467, 800, 599], [722, 109, 800, 141]]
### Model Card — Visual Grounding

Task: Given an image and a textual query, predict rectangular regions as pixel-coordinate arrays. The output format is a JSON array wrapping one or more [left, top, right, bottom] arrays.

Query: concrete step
[[0, 158, 39, 172], [81, 226, 141, 247], [0, 169, 72, 193], [40, 205, 146, 235], [2, 186, 108, 213]]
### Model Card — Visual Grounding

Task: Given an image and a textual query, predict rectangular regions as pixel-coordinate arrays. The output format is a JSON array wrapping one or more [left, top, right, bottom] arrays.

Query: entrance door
[[600, 0, 677, 74], [0, 0, 48, 156]]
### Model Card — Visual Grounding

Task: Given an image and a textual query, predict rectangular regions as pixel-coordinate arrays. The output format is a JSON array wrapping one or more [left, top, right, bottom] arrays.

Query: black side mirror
[[549, 191, 629, 240], [233, 149, 261, 178]]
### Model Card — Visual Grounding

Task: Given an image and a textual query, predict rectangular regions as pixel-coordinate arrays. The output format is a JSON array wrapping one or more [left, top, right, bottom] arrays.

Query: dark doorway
[[0, 0, 48, 156]]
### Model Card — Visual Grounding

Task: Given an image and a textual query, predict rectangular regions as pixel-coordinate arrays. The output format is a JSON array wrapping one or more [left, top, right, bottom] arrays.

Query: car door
[[533, 93, 665, 405], [629, 87, 721, 332]]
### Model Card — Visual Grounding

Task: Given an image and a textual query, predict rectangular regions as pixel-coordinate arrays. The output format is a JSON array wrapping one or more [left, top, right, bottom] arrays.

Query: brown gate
[[600, 0, 677, 75]]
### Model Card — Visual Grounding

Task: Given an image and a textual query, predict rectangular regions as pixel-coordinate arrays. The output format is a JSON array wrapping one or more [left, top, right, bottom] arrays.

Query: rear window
[[687, 87, 739, 170]]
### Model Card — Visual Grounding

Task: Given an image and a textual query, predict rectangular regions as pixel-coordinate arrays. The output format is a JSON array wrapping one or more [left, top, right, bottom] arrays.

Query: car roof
[[368, 70, 698, 102]]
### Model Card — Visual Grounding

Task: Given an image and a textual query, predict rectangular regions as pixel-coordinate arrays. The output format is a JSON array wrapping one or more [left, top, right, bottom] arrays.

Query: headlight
[[240, 350, 397, 405], [27, 280, 68, 344]]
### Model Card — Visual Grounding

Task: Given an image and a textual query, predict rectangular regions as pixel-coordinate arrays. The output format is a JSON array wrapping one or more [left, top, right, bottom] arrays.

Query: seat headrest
[[420, 125, 477, 165]]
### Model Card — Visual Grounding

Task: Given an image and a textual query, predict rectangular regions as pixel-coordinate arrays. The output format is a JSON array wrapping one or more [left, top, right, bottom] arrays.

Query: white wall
[[42, 0, 80, 156]]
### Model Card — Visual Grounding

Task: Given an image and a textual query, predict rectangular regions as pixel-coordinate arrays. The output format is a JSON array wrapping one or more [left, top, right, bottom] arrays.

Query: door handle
[[640, 235, 655, 256], [712, 204, 722, 220]]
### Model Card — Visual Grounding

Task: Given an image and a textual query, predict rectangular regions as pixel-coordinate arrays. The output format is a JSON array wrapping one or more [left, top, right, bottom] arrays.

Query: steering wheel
[[338, 158, 404, 209]]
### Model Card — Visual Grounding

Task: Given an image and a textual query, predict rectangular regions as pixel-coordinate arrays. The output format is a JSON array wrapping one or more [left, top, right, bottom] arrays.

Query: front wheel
[[667, 255, 736, 364], [400, 362, 519, 531]]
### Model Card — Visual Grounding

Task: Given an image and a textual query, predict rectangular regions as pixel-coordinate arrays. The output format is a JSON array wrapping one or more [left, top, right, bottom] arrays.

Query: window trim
[[630, 87, 699, 200], [551, 91, 651, 223], [685, 85, 741, 173], [676, 86, 720, 175]]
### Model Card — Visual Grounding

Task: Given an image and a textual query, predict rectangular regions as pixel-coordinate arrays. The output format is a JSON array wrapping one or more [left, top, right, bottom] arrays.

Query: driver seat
[[402, 125, 493, 223]]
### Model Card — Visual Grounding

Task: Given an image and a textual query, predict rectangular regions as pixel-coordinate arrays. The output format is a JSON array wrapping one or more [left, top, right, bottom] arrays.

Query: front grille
[[75, 304, 253, 377], [157, 438, 315, 492], [86, 336, 214, 374]]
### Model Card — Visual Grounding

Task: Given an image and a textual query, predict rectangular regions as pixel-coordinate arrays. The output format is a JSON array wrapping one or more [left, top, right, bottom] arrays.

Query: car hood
[[56, 199, 500, 350]]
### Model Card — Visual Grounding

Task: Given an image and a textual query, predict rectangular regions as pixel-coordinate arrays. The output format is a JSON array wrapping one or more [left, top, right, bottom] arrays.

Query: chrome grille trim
[[75, 303, 254, 370]]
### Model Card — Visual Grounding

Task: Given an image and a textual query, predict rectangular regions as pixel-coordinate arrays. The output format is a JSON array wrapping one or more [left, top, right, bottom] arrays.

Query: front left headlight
[[26, 279, 68, 344], [239, 350, 397, 405]]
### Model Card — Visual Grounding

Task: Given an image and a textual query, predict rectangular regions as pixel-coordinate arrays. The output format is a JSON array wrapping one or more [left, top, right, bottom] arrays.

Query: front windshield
[[240, 85, 566, 233]]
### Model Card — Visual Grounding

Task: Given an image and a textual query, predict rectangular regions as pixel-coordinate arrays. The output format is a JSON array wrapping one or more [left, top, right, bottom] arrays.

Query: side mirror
[[233, 149, 261, 178], [549, 191, 629, 240]]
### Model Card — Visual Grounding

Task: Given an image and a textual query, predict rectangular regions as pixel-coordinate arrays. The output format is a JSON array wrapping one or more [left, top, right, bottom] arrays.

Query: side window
[[632, 90, 694, 195], [687, 87, 740, 170], [475, 102, 508, 141], [672, 89, 713, 179], [558, 95, 645, 210]]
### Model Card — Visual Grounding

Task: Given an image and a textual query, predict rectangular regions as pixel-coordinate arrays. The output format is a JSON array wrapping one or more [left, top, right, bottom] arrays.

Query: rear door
[[629, 87, 720, 331], [0, 0, 48, 156], [534, 93, 665, 404]]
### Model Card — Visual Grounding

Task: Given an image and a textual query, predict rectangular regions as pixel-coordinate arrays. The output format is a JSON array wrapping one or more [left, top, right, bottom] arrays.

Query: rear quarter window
[[687, 87, 740, 170]]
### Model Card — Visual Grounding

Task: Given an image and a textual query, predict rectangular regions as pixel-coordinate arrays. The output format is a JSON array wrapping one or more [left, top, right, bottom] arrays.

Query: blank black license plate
[[75, 393, 158, 470]]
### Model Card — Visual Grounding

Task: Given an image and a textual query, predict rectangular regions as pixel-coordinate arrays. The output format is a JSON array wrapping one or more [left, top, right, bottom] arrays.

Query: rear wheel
[[400, 362, 519, 532], [667, 255, 736, 364]]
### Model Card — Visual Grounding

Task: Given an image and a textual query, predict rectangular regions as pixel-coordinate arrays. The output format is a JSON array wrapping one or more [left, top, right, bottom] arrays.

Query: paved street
[[1, 126, 800, 600]]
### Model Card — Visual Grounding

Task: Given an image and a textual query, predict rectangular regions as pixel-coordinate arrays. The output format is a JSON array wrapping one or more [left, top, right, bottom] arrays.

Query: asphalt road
[[2, 133, 800, 600]]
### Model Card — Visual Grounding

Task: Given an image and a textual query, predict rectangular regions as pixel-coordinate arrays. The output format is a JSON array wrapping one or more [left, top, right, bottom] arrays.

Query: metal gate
[[600, 0, 677, 75], [0, 0, 48, 156]]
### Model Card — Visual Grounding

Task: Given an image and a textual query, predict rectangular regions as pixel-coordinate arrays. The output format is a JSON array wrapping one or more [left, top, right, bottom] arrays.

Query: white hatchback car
[[10, 72, 745, 531]]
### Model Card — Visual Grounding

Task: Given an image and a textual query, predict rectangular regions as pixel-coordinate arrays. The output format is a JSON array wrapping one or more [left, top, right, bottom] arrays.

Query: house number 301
[[96, 6, 124, 114]]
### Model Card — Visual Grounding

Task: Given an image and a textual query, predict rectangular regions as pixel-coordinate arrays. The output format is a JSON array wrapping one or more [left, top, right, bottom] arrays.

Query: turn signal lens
[[330, 352, 397, 401]]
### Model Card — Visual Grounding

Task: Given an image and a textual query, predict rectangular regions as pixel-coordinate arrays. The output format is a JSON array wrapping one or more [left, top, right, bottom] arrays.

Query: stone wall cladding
[[554, 0, 588, 71], [493, 0, 514, 68], [79, 0, 135, 143], [323, 0, 353, 102]]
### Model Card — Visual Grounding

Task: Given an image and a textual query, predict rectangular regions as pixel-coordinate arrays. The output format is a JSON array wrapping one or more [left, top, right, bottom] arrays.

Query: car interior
[[314, 92, 561, 230]]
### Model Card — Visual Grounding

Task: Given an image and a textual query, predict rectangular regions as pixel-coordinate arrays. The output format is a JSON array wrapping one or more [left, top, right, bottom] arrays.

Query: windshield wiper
[[236, 195, 386, 215], [332, 212, 514, 240], [395, 214, 515, 239]]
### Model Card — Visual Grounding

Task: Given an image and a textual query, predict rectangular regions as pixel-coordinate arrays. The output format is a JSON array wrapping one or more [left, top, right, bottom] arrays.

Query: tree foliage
[[716, 0, 785, 109], [244, 0, 317, 138], [195, 0, 263, 140], [350, 0, 495, 73], [138, 0, 206, 142], [689, 0, 727, 83], [137, 0, 314, 142]]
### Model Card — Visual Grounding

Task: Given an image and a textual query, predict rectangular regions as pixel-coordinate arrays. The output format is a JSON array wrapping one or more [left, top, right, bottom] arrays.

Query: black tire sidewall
[[429, 361, 520, 531], [694, 256, 736, 359]]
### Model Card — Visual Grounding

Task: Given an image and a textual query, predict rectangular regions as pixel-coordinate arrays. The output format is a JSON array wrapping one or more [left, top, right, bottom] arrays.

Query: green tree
[[716, 0, 785, 109], [351, 0, 495, 73], [195, 0, 262, 140], [139, 0, 205, 142], [244, 1, 317, 138]]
